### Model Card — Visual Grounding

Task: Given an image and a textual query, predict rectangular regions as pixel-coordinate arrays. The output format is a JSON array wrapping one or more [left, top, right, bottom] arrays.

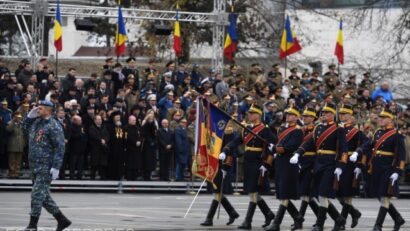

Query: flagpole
[[184, 178, 207, 218], [55, 50, 59, 80]]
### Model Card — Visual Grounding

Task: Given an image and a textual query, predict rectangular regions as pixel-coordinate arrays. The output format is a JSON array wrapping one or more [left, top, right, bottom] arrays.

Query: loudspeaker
[[154, 24, 172, 36], [74, 19, 96, 32]]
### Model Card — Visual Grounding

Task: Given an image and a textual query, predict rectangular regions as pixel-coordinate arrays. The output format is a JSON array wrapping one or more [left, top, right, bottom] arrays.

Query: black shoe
[[388, 204, 405, 231], [25, 216, 39, 231], [257, 199, 275, 228], [372, 207, 387, 231], [288, 201, 304, 230], [265, 204, 286, 231], [54, 211, 72, 231], [311, 206, 327, 231], [328, 202, 345, 231], [309, 200, 319, 216], [238, 202, 256, 230], [221, 197, 239, 225], [349, 205, 361, 228], [200, 199, 218, 226], [339, 203, 350, 231]]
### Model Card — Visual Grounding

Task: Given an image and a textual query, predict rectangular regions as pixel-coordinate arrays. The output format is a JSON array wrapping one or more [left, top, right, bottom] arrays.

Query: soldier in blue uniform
[[221, 105, 275, 230], [336, 104, 368, 229], [23, 100, 71, 231], [201, 122, 240, 227], [290, 103, 347, 231], [353, 108, 405, 231], [265, 106, 304, 231], [291, 105, 320, 230]]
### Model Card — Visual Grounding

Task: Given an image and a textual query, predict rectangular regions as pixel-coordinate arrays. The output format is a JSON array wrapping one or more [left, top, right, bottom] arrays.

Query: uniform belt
[[347, 151, 354, 155], [304, 151, 316, 156], [245, 146, 263, 152], [317, 149, 336, 155], [375, 150, 394, 156]]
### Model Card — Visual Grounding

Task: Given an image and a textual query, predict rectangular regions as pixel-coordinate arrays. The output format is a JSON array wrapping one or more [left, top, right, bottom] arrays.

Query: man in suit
[[174, 118, 190, 181], [158, 119, 174, 181]]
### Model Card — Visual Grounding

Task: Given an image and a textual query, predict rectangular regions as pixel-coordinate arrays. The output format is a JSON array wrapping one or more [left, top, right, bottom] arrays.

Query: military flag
[[115, 1, 127, 57], [54, 0, 63, 52], [334, 18, 344, 64], [173, 2, 182, 56], [223, 10, 238, 61]]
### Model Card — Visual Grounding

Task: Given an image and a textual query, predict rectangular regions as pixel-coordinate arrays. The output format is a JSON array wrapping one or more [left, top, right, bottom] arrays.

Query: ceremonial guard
[[221, 105, 275, 230], [200, 121, 240, 227], [265, 106, 304, 231], [291, 103, 347, 231], [337, 104, 368, 229], [353, 108, 405, 231], [292, 105, 320, 230], [23, 100, 71, 231]]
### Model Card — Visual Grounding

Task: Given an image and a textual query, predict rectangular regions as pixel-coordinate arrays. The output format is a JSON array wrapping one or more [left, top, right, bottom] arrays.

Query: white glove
[[268, 143, 275, 152], [221, 169, 227, 179], [354, 167, 362, 179], [219, 152, 226, 161], [349, 152, 359, 162], [50, 168, 59, 180], [136, 141, 141, 146], [290, 153, 300, 164], [27, 107, 39, 118], [334, 168, 342, 181], [390, 173, 399, 186], [259, 165, 267, 177]]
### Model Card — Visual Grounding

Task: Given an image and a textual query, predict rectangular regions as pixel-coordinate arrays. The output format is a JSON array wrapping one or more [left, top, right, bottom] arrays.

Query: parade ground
[[0, 192, 409, 231]]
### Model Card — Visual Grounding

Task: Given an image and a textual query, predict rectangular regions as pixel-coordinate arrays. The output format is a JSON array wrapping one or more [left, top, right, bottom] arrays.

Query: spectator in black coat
[[68, 115, 88, 180], [141, 110, 158, 181], [125, 115, 142, 181], [61, 68, 76, 93], [88, 115, 110, 180], [158, 119, 174, 181]]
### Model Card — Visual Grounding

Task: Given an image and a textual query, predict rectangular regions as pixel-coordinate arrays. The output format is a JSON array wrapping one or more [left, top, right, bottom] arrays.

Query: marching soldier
[[200, 121, 240, 227], [23, 100, 71, 231], [265, 106, 304, 231], [353, 108, 405, 231], [291, 105, 320, 230], [290, 103, 347, 231], [337, 104, 368, 229], [220, 104, 275, 230]]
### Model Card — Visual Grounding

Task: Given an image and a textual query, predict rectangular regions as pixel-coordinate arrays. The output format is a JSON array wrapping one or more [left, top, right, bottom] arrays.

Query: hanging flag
[[192, 98, 231, 188], [54, 0, 63, 52], [223, 12, 238, 61], [173, 3, 182, 56], [115, 2, 127, 57], [334, 18, 344, 64], [279, 15, 302, 59]]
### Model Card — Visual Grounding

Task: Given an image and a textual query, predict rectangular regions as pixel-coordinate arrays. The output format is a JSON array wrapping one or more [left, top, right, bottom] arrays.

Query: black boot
[[221, 197, 239, 225], [257, 199, 275, 228], [372, 206, 388, 231], [265, 204, 286, 231], [309, 200, 319, 216], [388, 204, 405, 231], [25, 216, 39, 231], [200, 199, 219, 226], [54, 211, 71, 231], [349, 205, 361, 228], [328, 202, 346, 231], [238, 202, 256, 230], [288, 201, 304, 230], [339, 203, 350, 230], [312, 206, 327, 231]]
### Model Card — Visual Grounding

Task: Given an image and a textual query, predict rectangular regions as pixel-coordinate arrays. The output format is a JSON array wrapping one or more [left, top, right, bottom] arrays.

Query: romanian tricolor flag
[[334, 18, 344, 64], [223, 12, 238, 61], [173, 3, 182, 56], [279, 15, 302, 59], [192, 98, 231, 188], [53, 0, 62, 52], [115, 2, 127, 57]]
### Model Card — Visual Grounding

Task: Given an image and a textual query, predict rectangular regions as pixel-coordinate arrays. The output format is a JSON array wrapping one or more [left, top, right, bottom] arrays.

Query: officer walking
[[353, 108, 405, 231], [221, 105, 275, 230], [337, 104, 368, 229], [265, 106, 304, 231], [23, 100, 71, 231], [290, 103, 347, 231], [291, 105, 320, 230]]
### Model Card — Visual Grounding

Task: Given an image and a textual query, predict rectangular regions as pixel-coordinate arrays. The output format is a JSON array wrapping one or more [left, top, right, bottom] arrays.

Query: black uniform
[[298, 124, 316, 197], [107, 123, 126, 180], [125, 124, 142, 181]]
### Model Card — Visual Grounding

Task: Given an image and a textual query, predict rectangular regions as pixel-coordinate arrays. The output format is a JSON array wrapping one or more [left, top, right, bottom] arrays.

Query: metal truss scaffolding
[[0, 0, 228, 72]]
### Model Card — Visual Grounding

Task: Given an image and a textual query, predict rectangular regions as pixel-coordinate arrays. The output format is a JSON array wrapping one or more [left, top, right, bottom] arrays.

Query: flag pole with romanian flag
[[279, 15, 302, 78], [173, 1, 182, 58], [115, 0, 127, 61], [223, 1, 238, 63], [53, 0, 62, 79], [334, 18, 344, 80]]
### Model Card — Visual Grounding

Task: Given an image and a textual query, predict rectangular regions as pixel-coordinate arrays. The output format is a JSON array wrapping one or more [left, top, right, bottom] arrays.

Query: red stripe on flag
[[224, 42, 236, 61], [335, 43, 344, 64], [54, 37, 62, 52], [173, 36, 182, 56], [116, 43, 125, 57]]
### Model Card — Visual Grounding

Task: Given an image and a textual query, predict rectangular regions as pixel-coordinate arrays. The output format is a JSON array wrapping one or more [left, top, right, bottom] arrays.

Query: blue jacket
[[371, 87, 393, 103], [174, 126, 190, 164], [157, 96, 173, 120]]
